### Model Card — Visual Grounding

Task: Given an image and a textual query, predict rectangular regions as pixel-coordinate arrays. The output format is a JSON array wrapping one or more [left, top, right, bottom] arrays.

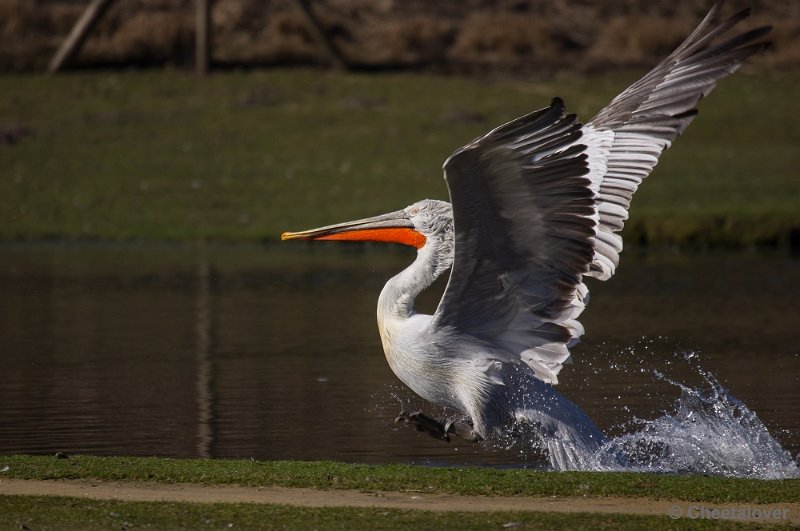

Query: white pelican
[[282, 1, 770, 469]]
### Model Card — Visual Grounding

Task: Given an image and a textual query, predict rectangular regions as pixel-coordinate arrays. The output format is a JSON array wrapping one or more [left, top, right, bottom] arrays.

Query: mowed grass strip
[[0, 69, 798, 246], [2, 455, 798, 504], [3, 495, 770, 531]]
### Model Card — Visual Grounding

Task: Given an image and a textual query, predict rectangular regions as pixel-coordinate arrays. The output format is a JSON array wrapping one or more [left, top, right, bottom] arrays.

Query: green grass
[[3, 455, 799, 504], [0, 68, 798, 246], [2, 495, 767, 531], [3, 456, 797, 529]]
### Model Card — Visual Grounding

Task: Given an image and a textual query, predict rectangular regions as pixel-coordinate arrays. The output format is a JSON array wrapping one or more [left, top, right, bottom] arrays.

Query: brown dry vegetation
[[1, 0, 799, 72]]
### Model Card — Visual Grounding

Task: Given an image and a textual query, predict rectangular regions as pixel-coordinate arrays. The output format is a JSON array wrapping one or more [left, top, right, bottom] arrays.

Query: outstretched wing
[[432, 1, 770, 384], [434, 98, 594, 383], [586, 1, 771, 280]]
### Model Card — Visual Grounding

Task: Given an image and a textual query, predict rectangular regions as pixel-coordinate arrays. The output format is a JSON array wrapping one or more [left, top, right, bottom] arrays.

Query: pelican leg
[[394, 411, 482, 443], [395, 410, 452, 441]]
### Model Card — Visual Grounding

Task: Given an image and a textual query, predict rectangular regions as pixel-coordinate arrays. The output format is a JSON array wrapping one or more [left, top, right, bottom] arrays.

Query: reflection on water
[[0, 243, 798, 468]]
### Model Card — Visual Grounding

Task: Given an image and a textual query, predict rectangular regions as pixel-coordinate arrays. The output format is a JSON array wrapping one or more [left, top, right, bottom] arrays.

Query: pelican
[[282, 2, 770, 469]]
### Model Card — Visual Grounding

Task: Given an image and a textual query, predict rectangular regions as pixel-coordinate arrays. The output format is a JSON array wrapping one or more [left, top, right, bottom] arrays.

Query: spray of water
[[495, 348, 800, 479], [591, 369, 799, 478]]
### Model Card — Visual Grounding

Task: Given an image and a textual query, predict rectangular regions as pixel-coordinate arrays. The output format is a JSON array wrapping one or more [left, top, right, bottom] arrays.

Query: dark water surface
[[1, 243, 798, 466]]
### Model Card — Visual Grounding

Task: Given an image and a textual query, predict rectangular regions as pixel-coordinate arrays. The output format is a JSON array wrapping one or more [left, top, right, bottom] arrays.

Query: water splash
[[495, 349, 800, 479], [591, 369, 800, 478]]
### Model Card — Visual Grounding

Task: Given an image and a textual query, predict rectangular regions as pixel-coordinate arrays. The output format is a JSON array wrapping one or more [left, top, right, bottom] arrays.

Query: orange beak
[[281, 209, 426, 249]]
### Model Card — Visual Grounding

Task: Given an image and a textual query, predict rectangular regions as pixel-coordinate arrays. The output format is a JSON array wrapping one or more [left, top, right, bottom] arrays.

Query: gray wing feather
[[586, 1, 771, 280], [435, 98, 595, 383]]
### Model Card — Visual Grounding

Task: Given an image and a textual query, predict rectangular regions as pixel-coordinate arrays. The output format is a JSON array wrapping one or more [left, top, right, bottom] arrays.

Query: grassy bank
[[3, 455, 799, 504], [0, 495, 771, 531], [1, 69, 798, 246], [2, 455, 798, 530]]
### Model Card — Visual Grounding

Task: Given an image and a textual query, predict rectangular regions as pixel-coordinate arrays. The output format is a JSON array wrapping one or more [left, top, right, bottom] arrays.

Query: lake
[[0, 243, 797, 468]]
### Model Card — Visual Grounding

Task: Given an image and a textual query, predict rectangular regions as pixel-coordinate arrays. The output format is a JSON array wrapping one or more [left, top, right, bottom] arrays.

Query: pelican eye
[[409, 207, 419, 216]]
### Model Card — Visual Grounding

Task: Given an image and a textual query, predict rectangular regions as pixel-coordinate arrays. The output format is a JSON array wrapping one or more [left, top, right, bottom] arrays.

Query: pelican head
[[281, 199, 453, 253]]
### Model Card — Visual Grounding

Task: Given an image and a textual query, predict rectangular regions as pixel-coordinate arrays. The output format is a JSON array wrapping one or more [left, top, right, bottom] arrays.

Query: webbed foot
[[395, 410, 452, 441], [394, 410, 483, 443]]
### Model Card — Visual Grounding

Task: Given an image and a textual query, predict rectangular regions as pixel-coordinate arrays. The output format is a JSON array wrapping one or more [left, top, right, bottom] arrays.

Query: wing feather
[[586, 0, 770, 280], [435, 98, 595, 383]]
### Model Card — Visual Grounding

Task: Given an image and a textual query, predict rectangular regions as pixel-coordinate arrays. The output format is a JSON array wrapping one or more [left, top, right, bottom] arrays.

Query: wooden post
[[196, 0, 212, 75], [48, 0, 115, 74], [288, 0, 347, 70]]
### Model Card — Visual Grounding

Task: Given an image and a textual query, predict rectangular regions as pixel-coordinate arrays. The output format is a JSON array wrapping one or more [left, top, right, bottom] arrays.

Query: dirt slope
[[2, 0, 796, 71]]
